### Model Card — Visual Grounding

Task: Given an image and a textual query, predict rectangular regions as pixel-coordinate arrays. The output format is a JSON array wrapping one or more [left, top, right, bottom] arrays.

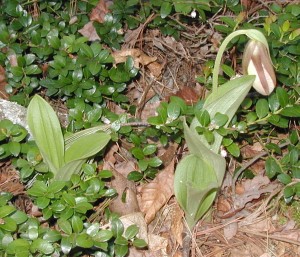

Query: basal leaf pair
[[27, 95, 111, 181]]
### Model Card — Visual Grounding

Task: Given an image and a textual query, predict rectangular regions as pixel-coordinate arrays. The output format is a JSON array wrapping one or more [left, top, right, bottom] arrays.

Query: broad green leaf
[[76, 234, 93, 248], [115, 236, 128, 245], [30, 238, 54, 255], [114, 244, 128, 257], [88, 61, 101, 75], [226, 142, 240, 157], [167, 102, 181, 120], [142, 144, 157, 155], [64, 132, 110, 163], [43, 230, 62, 243], [132, 239, 147, 248], [36, 197, 50, 209], [148, 157, 163, 167], [268, 93, 280, 112], [127, 171, 143, 181], [160, 2, 172, 18], [174, 154, 218, 229], [61, 236, 73, 254], [0, 205, 16, 218], [47, 181, 66, 194], [64, 124, 110, 147], [183, 121, 226, 186], [124, 224, 139, 239], [10, 210, 28, 224], [111, 218, 124, 237], [27, 181, 48, 197], [256, 99, 269, 119], [95, 230, 113, 242], [277, 173, 292, 185], [27, 95, 65, 174], [57, 218, 72, 234], [0, 217, 17, 232], [55, 159, 86, 182], [80, 44, 94, 58], [276, 87, 289, 108], [86, 223, 100, 237], [212, 112, 228, 127], [109, 66, 130, 83], [196, 109, 210, 127], [280, 105, 300, 117], [265, 156, 282, 179], [190, 75, 255, 152], [71, 215, 83, 233], [6, 239, 30, 255]]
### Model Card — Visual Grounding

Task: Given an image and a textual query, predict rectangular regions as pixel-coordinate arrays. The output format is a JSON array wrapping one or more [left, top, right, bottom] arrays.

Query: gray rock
[[0, 99, 29, 131]]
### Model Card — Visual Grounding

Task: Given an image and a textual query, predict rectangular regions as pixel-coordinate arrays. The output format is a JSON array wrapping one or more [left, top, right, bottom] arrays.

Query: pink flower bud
[[242, 40, 276, 95]]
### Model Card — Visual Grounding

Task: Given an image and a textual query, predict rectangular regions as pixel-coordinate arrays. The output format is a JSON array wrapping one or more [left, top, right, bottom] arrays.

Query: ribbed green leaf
[[64, 132, 110, 163], [174, 154, 218, 229], [55, 159, 86, 181], [190, 75, 255, 153], [27, 95, 65, 175], [183, 121, 226, 186]]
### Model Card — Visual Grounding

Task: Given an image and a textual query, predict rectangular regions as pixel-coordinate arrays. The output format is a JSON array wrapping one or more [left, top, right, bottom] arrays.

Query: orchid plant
[[174, 29, 276, 229]]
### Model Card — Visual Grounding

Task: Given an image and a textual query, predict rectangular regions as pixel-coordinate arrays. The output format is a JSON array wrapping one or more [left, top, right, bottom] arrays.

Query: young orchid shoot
[[174, 29, 276, 229]]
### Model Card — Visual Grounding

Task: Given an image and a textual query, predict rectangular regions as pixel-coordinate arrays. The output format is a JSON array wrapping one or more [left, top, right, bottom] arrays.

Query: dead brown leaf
[[112, 49, 157, 68], [89, 0, 113, 23], [147, 61, 163, 77], [78, 21, 101, 41], [138, 159, 175, 224], [103, 145, 140, 216], [170, 203, 184, 246], [172, 86, 200, 105], [233, 175, 279, 211], [0, 65, 8, 99], [223, 221, 238, 240]]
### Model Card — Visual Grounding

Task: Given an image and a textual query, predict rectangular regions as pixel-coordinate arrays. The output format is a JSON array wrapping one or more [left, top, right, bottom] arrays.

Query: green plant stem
[[212, 30, 247, 95]]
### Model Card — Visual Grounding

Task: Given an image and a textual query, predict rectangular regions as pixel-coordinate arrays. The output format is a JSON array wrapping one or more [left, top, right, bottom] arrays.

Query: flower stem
[[212, 30, 248, 95]]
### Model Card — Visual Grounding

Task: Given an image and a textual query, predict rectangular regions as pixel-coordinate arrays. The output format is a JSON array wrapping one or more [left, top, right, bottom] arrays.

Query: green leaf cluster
[[0, 191, 146, 257], [27, 95, 111, 181]]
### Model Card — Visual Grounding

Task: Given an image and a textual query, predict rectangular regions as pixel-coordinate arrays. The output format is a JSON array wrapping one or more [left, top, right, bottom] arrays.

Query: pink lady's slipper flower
[[242, 40, 276, 95]]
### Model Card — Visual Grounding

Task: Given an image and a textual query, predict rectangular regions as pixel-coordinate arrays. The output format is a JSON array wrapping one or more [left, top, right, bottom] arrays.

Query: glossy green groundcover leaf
[[27, 95, 65, 175]]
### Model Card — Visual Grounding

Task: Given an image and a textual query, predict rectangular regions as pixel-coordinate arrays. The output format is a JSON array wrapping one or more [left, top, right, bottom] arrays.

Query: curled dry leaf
[[78, 21, 100, 41], [138, 159, 175, 224], [89, 0, 113, 23], [233, 175, 276, 210], [112, 49, 157, 68]]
